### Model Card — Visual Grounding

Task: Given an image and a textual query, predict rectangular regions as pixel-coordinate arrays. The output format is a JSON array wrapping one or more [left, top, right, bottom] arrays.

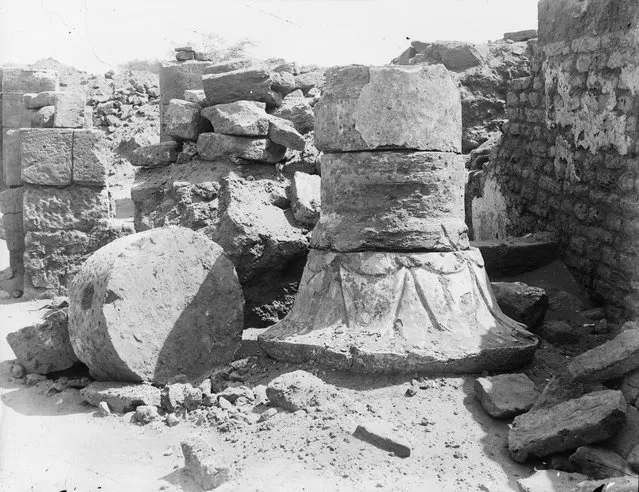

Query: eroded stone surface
[[72, 129, 110, 186], [164, 98, 209, 141], [259, 248, 537, 373], [68, 227, 244, 384], [314, 65, 461, 153], [491, 282, 549, 329], [201, 101, 270, 136], [196, 133, 286, 163], [474, 373, 539, 419], [21, 129, 73, 186], [266, 370, 333, 412], [131, 142, 179, 168]]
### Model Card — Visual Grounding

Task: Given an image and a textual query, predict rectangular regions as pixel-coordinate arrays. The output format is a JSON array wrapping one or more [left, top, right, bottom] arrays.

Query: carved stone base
[[259, 248, 538, 374]]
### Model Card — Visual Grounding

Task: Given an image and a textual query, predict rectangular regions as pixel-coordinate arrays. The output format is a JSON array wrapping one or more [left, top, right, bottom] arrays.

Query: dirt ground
[[2, 237, 594, 492]]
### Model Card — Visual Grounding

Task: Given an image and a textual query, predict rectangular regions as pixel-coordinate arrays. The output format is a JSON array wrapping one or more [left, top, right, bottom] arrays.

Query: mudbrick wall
[[479, 0, 639, 319]]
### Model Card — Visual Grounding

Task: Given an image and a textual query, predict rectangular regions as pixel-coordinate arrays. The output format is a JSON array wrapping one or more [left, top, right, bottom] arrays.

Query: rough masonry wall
[[487, 0, 639, 319]]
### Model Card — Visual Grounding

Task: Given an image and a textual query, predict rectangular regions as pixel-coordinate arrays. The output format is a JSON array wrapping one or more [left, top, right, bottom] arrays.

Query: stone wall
[[483, 0, 639, 319]]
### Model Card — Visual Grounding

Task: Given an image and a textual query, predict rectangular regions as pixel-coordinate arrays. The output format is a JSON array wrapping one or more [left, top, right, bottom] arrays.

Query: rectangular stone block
[[23, 185, 112, 232], [3, 129, 22, 186], [2, 68, 59, 93], [2, 92, 32, 129], [72, 129, 109, 186], [53, 92, 86, 128], [0, 186, 23, 214], [21, 129, 73, 186]]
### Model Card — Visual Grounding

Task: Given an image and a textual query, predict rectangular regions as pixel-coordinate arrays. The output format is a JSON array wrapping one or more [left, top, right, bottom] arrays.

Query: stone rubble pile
[[131, 57, 325, 326], [259, 64, 538, 373]]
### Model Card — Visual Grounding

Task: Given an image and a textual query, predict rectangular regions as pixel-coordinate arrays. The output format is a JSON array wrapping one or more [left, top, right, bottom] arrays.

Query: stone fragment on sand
[[568, 328, 639, 383], [517, 470, 589, 492], [201, 101, 270, 136], [491, 282, 549, 329], [202, 67, 281, 108], [6, 309, 78, 374], [290, 171, 320, 226], [196, 133, 286, 163], [21, 129, 73, 186], [474, 373, 539, 419], [130, 142, 179, 167], [97, 401, 111, 417], [181, 437, 230, 490], [353, 419, 411, 458], [266, 370, 332, 412], [68, 227, 244, 385], [81, 382, 161, 413], [135, 405, 160, 425], [314, 65, 461, 153], [569, 446, 631, 479], [508, 390, 627, 463], [267, 116, 305, 150]]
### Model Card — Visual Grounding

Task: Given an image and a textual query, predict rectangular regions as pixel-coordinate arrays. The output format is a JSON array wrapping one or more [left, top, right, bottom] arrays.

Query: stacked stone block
[[259, 65, 537, 374], [486, 0, 639, 319]]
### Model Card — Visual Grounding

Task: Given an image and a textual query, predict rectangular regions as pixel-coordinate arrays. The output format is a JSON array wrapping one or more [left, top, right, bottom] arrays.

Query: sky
[[0, 0, 538, 73]]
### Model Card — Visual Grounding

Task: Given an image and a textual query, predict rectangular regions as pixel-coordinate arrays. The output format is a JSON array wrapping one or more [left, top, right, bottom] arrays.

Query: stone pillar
[[259, 65, 537, 373]]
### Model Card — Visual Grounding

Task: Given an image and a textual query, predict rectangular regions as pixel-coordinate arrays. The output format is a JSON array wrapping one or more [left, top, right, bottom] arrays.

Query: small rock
[[202, 393, 216, 407], [130, 142, 179, 168], [181, 437, 230, 490], [201, 100, 269, 136], [218, 386, 254, 405], [135, 405, 160, 425], [474, 373, 539, 419], [161, 383, 190, 412], [405, 387, 417, 397], [166, 414, 180, 427], [353, 419, 411, 458], [258, 407, 277, 422], [198, 378, 212, 395], [517, 470, 589, 492], [98, 401, 111, 417], [24, 373, 47, 387], [290, 172, 321, 226], [569, 445, 631, 479], [266, 370, 333, 412], [184, 387, 203, 411], [491, 281, 549, 329], [10, 363, 26, 379]]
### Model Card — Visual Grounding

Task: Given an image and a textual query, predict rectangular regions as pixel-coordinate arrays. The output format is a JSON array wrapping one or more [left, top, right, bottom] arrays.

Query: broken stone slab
[[569, 446, 631, 479], [267, 116, 305, 150], [531, 374, 608, 411], [606, 405, 639, 459], [202, 67, 281, 108], [6, 308, 78, 374], [314, 65, 461, 153], [290, 172, 320, 226], [266, 370, 333, 412], [491, 282, 549, 329], [181, 437, 230, 490], [269, 90, 314, 135], [201, 101, 270, 136], [23, 91, 57, 109], [312, 151, 469, 252], [164, 99, 210, 141], [504, 29, 538, 42], [517, 470, 589, 492], [53, 92, 86, 128], [68, 227, 244, 384], [196, 133, 286, 163], [23, 186, 111, 233], [508, 390, 627, 463], [474, 373, 539, 419], [259, 248, 537, 374], [80, 382, 161, 413], [21, 128, 73, 186], [130, 142, 179, 167], [353, 419, 411, 458], [567, 328, 639, 383], [72, 129, 110, 186]]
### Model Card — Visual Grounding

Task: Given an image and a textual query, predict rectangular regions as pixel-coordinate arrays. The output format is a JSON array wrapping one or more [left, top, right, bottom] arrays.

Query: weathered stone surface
[[504, 29, 538, 42], [21, 129, 73, 186], [508, 390, 627, 463], [491, 282, 549, 329], [0, 187, 24, 215], [2, 92, 31, 128], [353, 419, 411, 458], [6, 308, 78, 374], [2, 68, 58, 93], [314, 65, 461, 153], [181, 437, 230, 490], [80, 382, 161, 413], [130, 142, 179, 168], [290, 172, 320, 226], [271, 70, 296, 95], [270, 90, 314, 135], [31, 106, 55, 128], [53, 92, 85, 128], [164, 99, 209, 141], [201, 101, 270, 136], [202, 67, 281, 108], [134, 405, 160, 424], [279, 132, 320, 176], [68, 227, 244, 384], [203, 58, 263, 75], [568, 328, 639, 383], [268, 116, 305, 150], [260, 248, 537, 373], [517, 470, 589, 492], [23, 186, 111, 232], [606, 405, 639, 459], [312, 151, 468, 252], [294, 69, 325, 94], [474, 373, 539, 419], [24, 220, 132, 293], [3, 129, 22, 186], [183, 89, 205, 104], [266, 370, 332, 411], [72, 129, 110, 186], [472, 234, 559, 277], [23, 91, 57, 109], [569, 446, 631, 479], [196, 133, 286, 163]]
